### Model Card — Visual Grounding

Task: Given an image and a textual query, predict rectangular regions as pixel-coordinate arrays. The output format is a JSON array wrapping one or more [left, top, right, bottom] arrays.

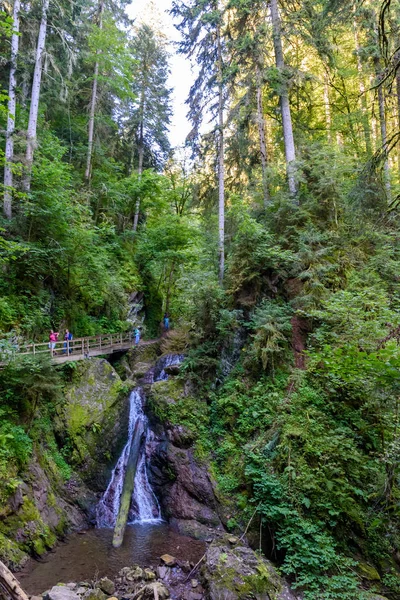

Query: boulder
[[202, 537, 297, 600], [143, 569, 156, 581], [160, 554, 177, 567], [97, 578, 115, 596], [58, 359, 129, 491], [83, 590, 107, 600], [44, 586, 80, 600]]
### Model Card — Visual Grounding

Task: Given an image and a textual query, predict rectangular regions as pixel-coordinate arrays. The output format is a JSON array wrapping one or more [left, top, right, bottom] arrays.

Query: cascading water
[[96, 388, 160, 527], [96, 354, 184, 528]]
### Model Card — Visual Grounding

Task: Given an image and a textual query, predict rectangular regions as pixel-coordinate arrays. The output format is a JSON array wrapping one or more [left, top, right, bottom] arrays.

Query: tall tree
[[269, 0, 297, 197], [85, 0, 104, 181], [126, 23, 172, 230], [23, 0, 50, 192], [3, 0, 21, 219], [171, 0, 227, 282]]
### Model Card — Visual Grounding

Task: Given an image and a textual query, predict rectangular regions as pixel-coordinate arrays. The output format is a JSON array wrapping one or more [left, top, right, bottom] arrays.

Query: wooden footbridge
[[1, 332, 156, 366]]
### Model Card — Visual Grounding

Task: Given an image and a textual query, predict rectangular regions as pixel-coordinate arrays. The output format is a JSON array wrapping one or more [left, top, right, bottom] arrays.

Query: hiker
[[48, 330, 59, 355], [63, 329, 73, 354], [134, 327, 140, 345], [163, 313, 170, 331]]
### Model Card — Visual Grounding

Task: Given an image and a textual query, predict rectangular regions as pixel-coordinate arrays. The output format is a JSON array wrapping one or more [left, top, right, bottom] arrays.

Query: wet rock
[[98, 578, 115, 595], [160, 553, 177, 567], [83, 590, 107, 600], [157, 566, 168, 579], [202, 536, 297, 600], [228, 536, 238, 545], [125, 566, 144, 581], [164, 364, 181, 376], [31, 595, 43, 600], [44, 586, 80, 600], [150, 438, 222, 534], [187, 593, 202, 600], [130, 582, 170, 600], [143, 568, 156, 581], [132, 362, 153, 379], [167, 425, 195, 449], [66, 584, 76, 590]]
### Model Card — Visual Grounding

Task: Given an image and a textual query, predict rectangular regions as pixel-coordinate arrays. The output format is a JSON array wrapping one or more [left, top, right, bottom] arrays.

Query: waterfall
[[96, 388, 161, 527], [96, 354, 184, 528]]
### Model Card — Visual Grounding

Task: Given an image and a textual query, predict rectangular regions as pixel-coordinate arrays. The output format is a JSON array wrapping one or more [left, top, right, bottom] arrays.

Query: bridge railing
[[17, 332, 133, 359]]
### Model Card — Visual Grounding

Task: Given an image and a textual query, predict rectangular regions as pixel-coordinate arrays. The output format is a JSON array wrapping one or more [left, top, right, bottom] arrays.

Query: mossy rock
[[0, 531, 28, 569], [202, 537, 294, 599], [128, 341, 161, 366], [0, 496, 56, 561], [58, 359, 130, 490], [357, 561, 381, 582]]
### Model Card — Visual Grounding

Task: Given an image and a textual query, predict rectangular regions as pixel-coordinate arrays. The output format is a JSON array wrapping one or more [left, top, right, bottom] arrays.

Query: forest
[[1, 0, 400, 598]]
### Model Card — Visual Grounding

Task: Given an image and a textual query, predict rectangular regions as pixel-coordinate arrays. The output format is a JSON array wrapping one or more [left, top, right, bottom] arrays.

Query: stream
[[17, 524, 205, 595], [16, 354, 200, 596]]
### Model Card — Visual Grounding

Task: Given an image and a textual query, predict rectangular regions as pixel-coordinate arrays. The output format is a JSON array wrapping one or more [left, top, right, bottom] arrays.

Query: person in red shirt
[[48, 330, 59, 355]]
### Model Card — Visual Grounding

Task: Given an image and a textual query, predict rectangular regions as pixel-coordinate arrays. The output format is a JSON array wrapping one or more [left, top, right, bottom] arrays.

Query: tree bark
[[85, 1, 104, 181], [23, 0, 49, 192], [0, 559, 30, 600], [217, 24, 225, 284], [395, 50, 400, 177], [3, 0, 21, 219], [112, 420, 144, 548], [323, 72, 332, 144], [133, 88, 145, 232], [256, 65, 270, 206], [269, 0, 297, 197], [354, 20, 372, 155], [374, 57, 391, 202]]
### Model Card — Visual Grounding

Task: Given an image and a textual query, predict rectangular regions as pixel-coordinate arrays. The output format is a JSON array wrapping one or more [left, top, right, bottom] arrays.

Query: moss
[[58, 359, 129, 489], [149, 378, 210, 458], [0, 497, 57, 560], [0, 531, 27, 569], [357, 561, 381, 582]]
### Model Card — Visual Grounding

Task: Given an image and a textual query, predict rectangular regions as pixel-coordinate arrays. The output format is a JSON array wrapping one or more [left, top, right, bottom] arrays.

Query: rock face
[[202, 537, 298, 600], [57, 359, 129, 491], [147, 379, 222, 540], [0, 455, 89, 569]]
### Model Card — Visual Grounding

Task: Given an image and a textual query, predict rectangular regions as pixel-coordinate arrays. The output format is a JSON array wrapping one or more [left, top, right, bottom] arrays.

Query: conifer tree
[[3, 0, 20, 219], [126, 23, 172, 230], [171, 0, 227, 282], [23, 0, 50, 192]]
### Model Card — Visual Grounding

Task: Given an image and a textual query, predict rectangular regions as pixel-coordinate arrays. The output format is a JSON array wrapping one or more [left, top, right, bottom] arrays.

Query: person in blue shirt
[[163, 313, 170, 331], [63, 329, 73, 354], [134, 327, 140, 345]]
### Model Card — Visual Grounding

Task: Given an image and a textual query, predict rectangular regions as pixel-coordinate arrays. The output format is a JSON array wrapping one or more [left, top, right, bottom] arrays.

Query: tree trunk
[[396, 50, 400, 177], [256, 65, 270, 206], [354, 21, 372, 155], [133, 86, 145, 232], [3, 0, 21, 219], [23, 0, 49, 192], [217, 24, 225, 284], [323, 73, 332, 143], [269, 0, 297, 197], [0, 559, 30, 600], [85, 0, 104, 181], [112, 420, 144, 548], [374, 57, 391, 201]]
